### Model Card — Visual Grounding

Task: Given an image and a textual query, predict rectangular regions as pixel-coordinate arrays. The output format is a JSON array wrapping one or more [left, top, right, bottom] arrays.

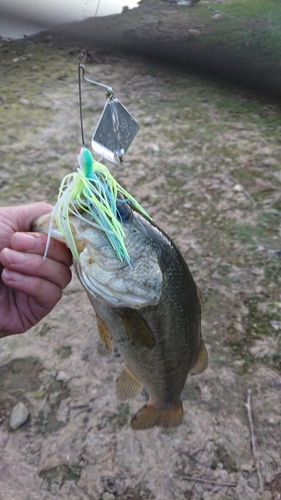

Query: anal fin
[[130, 401, 183, 430], [116, 365, 143, 401], [190, 339, 208, 375]]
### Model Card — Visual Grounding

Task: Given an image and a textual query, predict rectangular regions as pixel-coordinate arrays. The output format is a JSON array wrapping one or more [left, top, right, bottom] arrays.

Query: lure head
[[45, 147, 150, 264]]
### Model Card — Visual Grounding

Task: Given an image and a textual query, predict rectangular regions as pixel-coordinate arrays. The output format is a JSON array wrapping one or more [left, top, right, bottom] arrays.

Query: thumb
[[9, 202, 54, 233]]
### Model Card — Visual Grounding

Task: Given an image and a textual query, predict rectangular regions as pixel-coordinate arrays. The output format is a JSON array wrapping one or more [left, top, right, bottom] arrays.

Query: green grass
[[189, 0, 281, 68]]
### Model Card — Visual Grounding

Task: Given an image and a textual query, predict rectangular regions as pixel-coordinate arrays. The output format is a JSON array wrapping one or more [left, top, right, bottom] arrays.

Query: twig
[[214, 39, 241, 55], [98, 450, 114, 464], [205, 6, 250, 25], [177, 473, 237, 488], [228, 174, 257, 207], [245, 389, 264, 492]]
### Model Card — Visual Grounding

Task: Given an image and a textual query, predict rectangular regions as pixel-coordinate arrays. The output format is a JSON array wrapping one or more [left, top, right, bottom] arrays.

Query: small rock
[[270, 320, 280, 331], [262, 492, 272, 500], [199, 383, 212, 401], [101, 494, 115, 500], [258, 159, 272, 168], [183, 201, 193, 208], [212, 13, 223, 20], [241, 461, 255, 473], [188, 29, 200, 35], [10, 402, 29, 430], [68, 47, 81, 56], [19, 98, 30, 106], [56, 397, 71, 423]]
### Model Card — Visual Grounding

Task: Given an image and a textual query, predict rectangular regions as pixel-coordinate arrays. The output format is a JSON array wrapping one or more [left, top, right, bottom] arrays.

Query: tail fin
[[130, 401, 183, 430]]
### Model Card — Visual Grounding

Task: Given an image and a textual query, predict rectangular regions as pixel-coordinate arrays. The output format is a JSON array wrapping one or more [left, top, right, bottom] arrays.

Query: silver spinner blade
[[91, 98, 140, 165]]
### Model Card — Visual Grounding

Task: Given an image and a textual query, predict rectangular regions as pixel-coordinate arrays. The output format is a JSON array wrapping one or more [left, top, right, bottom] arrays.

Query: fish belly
[[90, 297, 196, 430]]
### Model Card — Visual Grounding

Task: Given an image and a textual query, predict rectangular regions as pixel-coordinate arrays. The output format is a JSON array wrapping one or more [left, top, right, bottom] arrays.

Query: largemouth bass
[[34, 203, 208, 430]]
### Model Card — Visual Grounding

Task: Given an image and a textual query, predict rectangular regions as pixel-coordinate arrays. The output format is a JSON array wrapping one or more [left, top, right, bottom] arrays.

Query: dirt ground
[[0, 1, 281, 499]]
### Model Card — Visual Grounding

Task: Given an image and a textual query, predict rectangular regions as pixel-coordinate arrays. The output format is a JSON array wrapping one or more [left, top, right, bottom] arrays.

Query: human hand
[[0, 203, 72, 338]]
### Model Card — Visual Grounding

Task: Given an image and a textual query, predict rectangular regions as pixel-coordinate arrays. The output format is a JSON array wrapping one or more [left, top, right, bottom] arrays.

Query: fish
[[33, 202, 208, 430]]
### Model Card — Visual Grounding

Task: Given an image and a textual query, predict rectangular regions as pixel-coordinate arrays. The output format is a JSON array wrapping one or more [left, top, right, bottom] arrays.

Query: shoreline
[[0, 0, 139, 40], [2, 0, 280, 102]]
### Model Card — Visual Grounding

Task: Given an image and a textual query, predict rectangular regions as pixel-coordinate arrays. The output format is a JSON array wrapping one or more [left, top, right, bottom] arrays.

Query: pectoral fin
[[118, 310, 155, 349], [190, 339, 208, 375], [130, 401, 183, 430], [96, 315, 112, 353], [116, 365, 143, 401]]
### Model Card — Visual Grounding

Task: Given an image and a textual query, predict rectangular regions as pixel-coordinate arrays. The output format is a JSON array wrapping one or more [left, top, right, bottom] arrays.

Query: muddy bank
[[33, 0, 281, 102]]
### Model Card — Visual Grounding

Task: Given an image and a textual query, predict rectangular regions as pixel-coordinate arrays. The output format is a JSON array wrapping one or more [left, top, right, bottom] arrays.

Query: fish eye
[[117, 202, 132, 222]]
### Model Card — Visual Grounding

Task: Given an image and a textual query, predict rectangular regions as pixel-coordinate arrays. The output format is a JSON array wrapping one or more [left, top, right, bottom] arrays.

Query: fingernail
[[2, 269, 24, 281], [12, 233, 36, 250], [3, 248, 26, 265]]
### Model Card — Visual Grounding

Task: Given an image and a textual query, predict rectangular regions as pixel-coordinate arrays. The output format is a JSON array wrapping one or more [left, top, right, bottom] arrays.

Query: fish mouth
[[32, 214, 49, 230], [34, 213, 163, 309], [74, 255, 161, 309]]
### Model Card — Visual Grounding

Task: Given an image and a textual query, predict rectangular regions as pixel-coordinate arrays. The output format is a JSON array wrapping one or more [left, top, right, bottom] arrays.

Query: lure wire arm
[[78, 62, 115, 149], [78, 63, 85, 146], [79, 64, 114, 98]]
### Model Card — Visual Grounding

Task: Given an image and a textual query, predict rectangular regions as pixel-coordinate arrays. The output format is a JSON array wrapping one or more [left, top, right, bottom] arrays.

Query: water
[[0, 17, 46, 39], [0, 0, 139, 39]]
